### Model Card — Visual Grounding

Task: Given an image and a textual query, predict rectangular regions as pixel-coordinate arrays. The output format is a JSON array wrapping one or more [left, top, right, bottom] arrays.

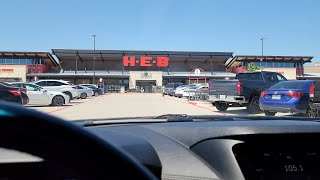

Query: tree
[[247, 62, 262, 71]]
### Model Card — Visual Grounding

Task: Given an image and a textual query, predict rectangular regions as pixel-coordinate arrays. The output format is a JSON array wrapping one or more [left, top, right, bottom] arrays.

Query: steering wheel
[[0, 102, 156, 179]]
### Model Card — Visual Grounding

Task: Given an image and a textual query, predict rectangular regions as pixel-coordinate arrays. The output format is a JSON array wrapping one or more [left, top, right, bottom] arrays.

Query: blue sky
[[0, 0, 319, 64]]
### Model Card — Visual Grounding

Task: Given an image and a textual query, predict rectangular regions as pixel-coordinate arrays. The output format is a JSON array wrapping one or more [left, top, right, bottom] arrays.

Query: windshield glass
[[0, 1, 318, 121]]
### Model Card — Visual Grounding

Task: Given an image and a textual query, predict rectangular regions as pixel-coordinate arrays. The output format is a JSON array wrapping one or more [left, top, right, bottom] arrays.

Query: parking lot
[[26, 93, 292, 121]]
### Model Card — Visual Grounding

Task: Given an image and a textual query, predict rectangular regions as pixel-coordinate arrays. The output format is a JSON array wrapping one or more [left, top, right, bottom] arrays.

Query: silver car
[[77, 85, 94, 99]]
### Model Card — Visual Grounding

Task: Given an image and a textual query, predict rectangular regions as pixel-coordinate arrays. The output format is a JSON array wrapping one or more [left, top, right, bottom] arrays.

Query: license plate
[[272, 95, 281, 100], [219, 95, 226, 99]]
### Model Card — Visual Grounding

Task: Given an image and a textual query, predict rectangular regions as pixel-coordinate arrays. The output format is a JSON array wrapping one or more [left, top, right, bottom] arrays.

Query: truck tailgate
[[313, 81, 320, 102], [209, 80, 239, 96]]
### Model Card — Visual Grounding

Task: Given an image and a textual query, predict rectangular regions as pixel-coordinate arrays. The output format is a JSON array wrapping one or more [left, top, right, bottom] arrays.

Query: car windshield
[[0, 1, 318, 121], [2, 1, 320, 180]]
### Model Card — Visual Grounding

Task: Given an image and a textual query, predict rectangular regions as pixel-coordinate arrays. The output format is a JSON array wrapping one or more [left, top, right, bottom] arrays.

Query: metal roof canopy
[[226, 55, 313, 69], [52, 49, 233, 62], [0, 51, 60, 67]]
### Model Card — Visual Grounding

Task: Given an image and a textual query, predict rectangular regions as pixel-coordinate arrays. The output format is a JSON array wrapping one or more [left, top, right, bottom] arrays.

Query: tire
[[63, 91, 72, 102], [94, 92, 99, 96], [246, 96, 262, 114], [264, 111, 276, 116], [306, 106, 319, 118], [215, 102, 228, 111], [80, 93, 87, 99], [51, 95, 65, 106]]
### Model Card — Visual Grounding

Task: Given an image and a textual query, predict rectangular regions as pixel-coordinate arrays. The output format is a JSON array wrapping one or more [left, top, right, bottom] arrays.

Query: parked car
[[0, 82, 23, 104], [11, 82, 70, 106], [308, 81, 320, 117], [260, 80, 314, 116], [174, 85, 187, 97], [79, 84, 103, 96], [163, 83, 184, 96], [34, 80, 79, 100], [174, 84, 203, 98], [208, 71, 287, 113], [0, 82, 28, 105], [77, 85, 94, 99]]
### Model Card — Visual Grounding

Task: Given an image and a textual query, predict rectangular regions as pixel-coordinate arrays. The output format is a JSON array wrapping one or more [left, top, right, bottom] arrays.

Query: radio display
[[233, 143, 320, 180]]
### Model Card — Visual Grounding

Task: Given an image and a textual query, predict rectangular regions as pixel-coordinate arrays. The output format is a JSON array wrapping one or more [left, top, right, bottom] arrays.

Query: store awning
[[226, 55, 313, 69], [0, 51, 60, 68], [52, 49, 233, 63]]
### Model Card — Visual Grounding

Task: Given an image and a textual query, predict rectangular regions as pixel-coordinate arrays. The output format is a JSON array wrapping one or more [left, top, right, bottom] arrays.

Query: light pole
[[92, 34, 96, 84], [260, 37, 265, 70], [260, 37, 265, 60]]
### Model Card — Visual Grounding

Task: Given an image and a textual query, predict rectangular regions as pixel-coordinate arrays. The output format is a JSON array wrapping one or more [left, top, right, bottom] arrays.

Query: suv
[[163, 83, 184, 96], [34, 80, 79, 100]]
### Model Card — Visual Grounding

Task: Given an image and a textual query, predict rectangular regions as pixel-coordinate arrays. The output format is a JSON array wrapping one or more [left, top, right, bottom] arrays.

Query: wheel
[[246, 96, 262, 114], [94, 92, 99, 96], [215, 102, 228, 111], [63, 91, 72, 102], [264, 111, 276, 116], [307, 106, 319, 118], [178, 96, 182, 98], [51, 95, 65, 106], [80, 93, 87, 99]]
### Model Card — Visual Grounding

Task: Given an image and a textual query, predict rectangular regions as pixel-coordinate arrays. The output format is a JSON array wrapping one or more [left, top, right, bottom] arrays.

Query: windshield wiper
[[154, 114, 193, 122], [74, 115, 320, 127], [75, 114, 193, 127]]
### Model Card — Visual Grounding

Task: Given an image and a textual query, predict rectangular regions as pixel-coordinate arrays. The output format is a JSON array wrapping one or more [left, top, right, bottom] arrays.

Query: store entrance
[[136, 80, 156, 93]]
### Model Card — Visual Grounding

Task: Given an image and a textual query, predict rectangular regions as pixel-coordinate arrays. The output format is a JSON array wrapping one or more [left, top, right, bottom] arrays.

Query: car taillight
[[310, 84, 315, 98], [260, 91, 268, 97], [8, 90, 21, 96], [286, 91, 303, 98], [237, 81, 242, 93], [20, 89, 27, 94]]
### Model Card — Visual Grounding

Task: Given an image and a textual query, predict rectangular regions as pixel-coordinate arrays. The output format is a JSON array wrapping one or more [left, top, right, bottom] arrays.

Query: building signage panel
[[140, 72, 152, 79], [123, 56, 169, 67], [0, 68, 14, 73]]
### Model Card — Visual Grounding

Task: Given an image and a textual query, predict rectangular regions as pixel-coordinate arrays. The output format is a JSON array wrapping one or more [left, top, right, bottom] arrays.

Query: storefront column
[[210, 58, 213, 75], [75, 52, 78, 74]]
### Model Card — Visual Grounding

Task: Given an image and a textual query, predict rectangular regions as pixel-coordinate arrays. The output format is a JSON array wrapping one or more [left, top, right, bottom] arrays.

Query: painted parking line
[[47, 97, 100, 114]]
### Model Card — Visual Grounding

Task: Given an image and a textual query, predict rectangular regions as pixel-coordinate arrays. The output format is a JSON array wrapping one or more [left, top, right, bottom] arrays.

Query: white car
[[77, 85, 94, 99], [34, 79, 80, 101], [11, 83, 70, 106], [174, 84, 198, 98]]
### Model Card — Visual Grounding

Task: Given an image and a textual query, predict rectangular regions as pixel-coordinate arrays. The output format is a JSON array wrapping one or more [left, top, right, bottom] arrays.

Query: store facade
[[0, 51, 60, 82], [29, 49, 234, 92]]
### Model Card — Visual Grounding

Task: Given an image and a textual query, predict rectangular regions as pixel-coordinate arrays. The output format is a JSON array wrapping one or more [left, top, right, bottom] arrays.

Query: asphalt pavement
[[27, 93, 291, 121]]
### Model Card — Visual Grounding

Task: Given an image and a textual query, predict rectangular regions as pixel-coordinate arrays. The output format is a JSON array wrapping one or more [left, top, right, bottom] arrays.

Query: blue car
[[259, 80, 313, 116]]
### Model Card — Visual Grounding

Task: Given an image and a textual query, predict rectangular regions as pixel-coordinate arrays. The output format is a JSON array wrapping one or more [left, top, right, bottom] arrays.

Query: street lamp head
[[92, 34, 96, 37]]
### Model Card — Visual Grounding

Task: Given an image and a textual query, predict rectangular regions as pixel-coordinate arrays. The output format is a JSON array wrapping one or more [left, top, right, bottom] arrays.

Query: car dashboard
[[87, 120, 320, 180]]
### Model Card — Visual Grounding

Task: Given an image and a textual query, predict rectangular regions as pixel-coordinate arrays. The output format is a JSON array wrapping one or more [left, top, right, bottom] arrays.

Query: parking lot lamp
[[92, 34, 96, 84]]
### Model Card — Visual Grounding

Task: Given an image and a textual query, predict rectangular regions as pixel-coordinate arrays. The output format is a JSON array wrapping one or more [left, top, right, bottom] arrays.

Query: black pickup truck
[[208, 71, 287, 113], [308, 81, 320, 117]]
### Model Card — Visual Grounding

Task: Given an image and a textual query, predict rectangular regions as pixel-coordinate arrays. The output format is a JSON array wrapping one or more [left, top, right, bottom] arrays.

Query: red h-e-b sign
[[123, 56, 169, 67]]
